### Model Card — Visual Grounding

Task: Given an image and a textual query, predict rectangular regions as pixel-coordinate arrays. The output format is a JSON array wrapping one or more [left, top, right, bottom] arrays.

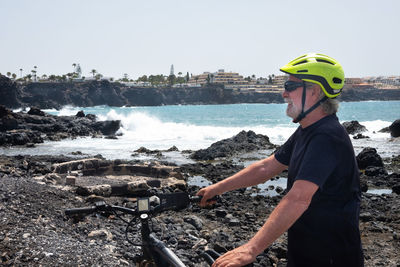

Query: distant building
[[189, 69, 246, 85]]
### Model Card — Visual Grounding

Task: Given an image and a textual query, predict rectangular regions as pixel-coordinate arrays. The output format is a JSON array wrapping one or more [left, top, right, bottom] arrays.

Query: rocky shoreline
[[1, 75, 400, 109], [0, 106, 121, 147], [1, 112, 400, 266]]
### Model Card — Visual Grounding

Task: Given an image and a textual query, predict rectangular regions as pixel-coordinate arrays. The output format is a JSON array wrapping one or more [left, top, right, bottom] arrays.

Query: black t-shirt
[[275, 114, 363, 266]]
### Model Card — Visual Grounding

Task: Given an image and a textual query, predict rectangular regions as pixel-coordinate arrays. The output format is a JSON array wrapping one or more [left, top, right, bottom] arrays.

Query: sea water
[[3, 101, 399, 196], [3, 101, 400, 161]]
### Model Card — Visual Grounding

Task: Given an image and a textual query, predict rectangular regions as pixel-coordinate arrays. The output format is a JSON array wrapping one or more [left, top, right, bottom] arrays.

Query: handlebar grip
[[65, 206, 96, 216]]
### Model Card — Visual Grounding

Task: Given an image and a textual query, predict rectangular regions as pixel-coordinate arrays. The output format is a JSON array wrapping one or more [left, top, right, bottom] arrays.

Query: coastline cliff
[[1, 75, 399, 109]]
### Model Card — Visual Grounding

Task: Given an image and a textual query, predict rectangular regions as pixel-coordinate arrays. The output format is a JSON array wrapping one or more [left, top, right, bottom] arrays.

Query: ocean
[[3, 101, 400, 164]]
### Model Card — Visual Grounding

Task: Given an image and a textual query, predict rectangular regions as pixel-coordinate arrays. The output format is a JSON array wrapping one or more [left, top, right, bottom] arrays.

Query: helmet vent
[[297, 70, 308, 73], [316, 59, 334, 65], [333, 77, 342, 84], [293, 60, 308, 66]]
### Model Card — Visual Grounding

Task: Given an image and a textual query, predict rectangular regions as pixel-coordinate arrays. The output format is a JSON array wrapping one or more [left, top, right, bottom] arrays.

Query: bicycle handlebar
[[64, 192, 220, 267], [64, 205, 97, 216], [64, 192, 219, 217]]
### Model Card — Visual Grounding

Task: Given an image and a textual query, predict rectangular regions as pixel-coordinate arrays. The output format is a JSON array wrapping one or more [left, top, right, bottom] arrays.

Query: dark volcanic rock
[[191, 130, 276, 161], [1, 74, 400, 109], [76, 110, 85, 117], [393, 184, 400, 194], [353, 133, 369, 139], [0, 151, 400, 266], [356, 147, 384, 169], [342, 121, 367, 135], [0, 107, 120, 146], [388, 119, 400, 137], [0, 75, 20, 108], [365, 166, 388, 177], [93, 120, 121, 135], [27, 106, 46, 116]]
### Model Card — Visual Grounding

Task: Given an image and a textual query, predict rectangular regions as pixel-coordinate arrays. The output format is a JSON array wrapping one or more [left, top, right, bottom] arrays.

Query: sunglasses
[[284, 81, 305, 92]]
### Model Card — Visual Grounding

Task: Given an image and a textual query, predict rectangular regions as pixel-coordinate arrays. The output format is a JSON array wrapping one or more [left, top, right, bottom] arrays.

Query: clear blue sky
[[1, 0, 399, 80]]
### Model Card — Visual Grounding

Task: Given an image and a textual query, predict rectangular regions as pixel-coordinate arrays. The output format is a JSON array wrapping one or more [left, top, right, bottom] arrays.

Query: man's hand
[[212, 244, 256, 267], [197, 184, 219, 207]]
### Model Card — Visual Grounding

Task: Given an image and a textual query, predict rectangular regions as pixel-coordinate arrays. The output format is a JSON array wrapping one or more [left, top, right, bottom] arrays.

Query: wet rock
[[93, 120, 121, 136], [191, 130, 276, 160], [167, 146, 179, 152], [275, 186, 284, 194], [342, 121, 367, 135], [388, 119, 400, 137], [365, 166, 388, 177], [392, 184, 400, 194], [0, 108, 121, 146], [86, 114, 97, 121], [356, 147, 384, 169], [27, 107, 46, 116], [75, 110, 85, 117], [135, 147, 159, 154], [353, 133, 369, 139]]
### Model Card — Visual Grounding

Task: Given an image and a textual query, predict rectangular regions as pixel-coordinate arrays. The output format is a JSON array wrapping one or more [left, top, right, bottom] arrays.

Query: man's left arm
[[213, 179, 318, 267]]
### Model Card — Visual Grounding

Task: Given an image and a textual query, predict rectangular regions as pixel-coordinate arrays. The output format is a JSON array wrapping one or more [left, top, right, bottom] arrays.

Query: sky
[[1, 0, 399, 80]]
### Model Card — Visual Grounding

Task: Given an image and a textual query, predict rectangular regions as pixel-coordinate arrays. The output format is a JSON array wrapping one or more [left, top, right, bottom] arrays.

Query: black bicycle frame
[[140, 213, 186, 267]]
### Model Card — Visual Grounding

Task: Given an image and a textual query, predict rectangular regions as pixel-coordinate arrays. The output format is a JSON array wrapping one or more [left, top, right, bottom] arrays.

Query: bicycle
[[65, 191, 222, 267]]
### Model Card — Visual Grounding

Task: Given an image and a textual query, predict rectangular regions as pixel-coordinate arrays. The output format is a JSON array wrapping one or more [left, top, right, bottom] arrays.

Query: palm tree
[[20, 68, 23, 78], [33, 66, 38, 82], [12, 73, 17, 80], [91, 69, 97, 77], [6, 72, 11, 78]]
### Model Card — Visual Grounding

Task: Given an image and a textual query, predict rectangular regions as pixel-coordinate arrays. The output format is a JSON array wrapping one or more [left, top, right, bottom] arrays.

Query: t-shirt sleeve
[[295, 134, 337, 189], [274, 130, 296, 166]]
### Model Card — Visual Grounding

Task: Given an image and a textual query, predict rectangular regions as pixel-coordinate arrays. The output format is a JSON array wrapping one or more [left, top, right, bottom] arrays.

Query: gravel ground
[[1, 154, 399, 266]]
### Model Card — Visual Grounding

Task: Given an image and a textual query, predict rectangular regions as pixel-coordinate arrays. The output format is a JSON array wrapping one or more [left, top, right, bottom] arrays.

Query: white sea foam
[[94, 109, 296, 151], [42, 105, 81, 116], [2, 103, 399, 161]]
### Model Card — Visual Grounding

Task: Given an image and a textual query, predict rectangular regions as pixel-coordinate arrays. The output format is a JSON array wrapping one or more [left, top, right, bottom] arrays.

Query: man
[[197, 53, 364, 267]]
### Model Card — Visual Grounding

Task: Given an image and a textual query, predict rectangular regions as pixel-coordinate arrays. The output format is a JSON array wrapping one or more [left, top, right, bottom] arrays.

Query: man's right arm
[[197, 154, 287, 205]]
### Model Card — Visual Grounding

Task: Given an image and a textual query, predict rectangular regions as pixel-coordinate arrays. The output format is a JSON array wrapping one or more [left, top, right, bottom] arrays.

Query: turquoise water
[[44, 101, 400, 128], [3, 101, 399, 161]]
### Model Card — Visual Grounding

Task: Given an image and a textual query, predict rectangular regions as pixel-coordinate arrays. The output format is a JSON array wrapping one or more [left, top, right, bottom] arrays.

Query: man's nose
[[282, 90, 289, 98]]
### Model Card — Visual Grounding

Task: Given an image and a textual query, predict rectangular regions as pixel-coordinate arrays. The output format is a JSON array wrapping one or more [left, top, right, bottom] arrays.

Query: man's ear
[[311, 85, 321, 98]]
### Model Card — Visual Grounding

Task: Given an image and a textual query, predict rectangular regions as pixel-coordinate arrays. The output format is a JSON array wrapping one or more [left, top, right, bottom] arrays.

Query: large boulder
[[191, 130, 276, 160], [342, 121, 367, 135], [27, 107, 46, 116], [389, 119, 400, 137], [356, 147, 384, 170], [93, 120, 121, 135], [0, 75, 20, 108]]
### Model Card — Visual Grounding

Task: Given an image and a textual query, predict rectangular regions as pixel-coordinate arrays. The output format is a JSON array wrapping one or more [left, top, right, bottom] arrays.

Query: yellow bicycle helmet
[[280, 53, 345, 98]]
